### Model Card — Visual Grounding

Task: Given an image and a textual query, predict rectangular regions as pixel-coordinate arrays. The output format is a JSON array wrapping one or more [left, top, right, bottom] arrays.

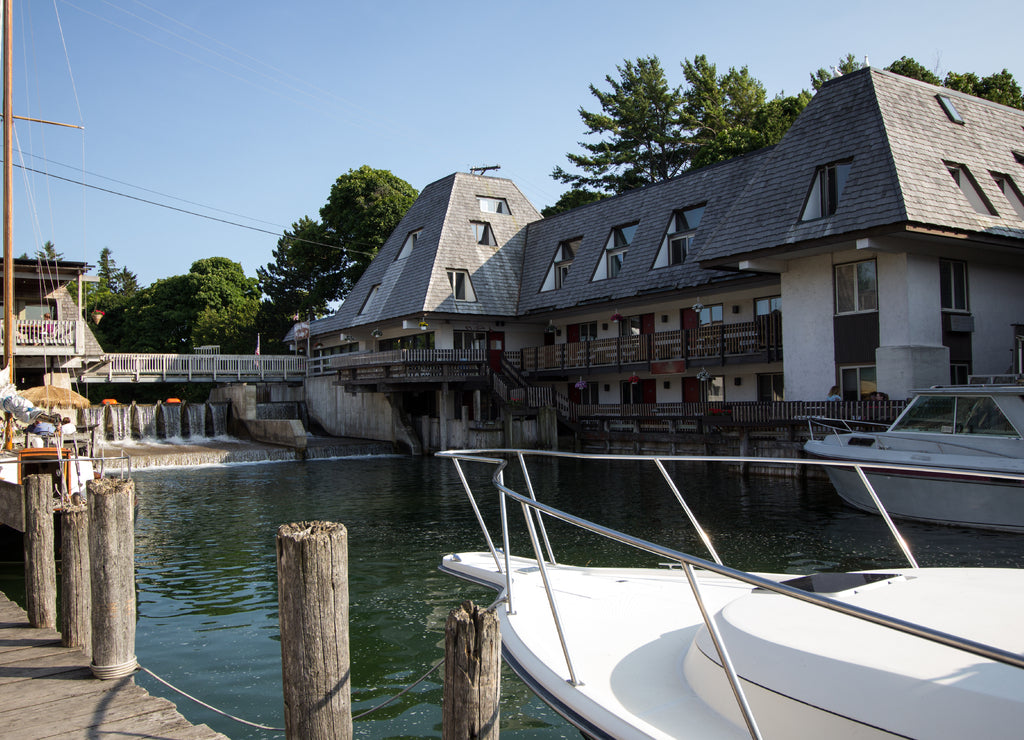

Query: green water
[[4, 454, 1023, 738]]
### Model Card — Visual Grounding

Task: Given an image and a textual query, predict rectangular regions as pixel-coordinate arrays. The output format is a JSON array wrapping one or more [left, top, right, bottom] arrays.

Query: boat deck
[[0, 592, 226, 739]]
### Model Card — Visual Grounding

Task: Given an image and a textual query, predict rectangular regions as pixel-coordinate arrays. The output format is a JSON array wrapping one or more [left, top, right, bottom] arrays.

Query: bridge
[[78, 352, 307, 383]]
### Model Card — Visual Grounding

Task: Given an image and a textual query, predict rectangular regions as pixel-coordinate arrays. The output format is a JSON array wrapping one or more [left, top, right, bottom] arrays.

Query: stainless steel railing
[[438, 449, 1024, 740]]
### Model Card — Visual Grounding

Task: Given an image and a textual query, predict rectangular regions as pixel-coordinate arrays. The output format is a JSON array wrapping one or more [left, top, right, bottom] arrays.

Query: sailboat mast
[[2, 0, 13, 377]]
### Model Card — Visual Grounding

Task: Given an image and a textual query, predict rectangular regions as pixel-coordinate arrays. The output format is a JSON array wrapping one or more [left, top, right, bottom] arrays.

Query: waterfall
[[133, 404, 158, 439], [82, 406, 106, 441], [105, 404, 132, 441], [158, 402, 182, 439], [207, 402, 228, 437], [183, 402, 206, 437]]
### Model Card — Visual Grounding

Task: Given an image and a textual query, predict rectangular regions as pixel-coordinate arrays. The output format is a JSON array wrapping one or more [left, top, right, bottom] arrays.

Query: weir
[[81, 401, 233, 443]]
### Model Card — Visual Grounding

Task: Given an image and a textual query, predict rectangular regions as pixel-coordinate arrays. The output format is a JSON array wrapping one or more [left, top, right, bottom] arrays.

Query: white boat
[[804, 378, 1024, 531], [439, 449, 1024, 740]]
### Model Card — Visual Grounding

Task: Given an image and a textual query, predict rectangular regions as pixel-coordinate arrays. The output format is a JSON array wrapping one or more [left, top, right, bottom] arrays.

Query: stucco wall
[[781, 254, 836, 400]]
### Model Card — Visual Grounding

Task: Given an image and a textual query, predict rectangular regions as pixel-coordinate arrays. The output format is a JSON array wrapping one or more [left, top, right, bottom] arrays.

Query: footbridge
[[78, 352, 307, 383]]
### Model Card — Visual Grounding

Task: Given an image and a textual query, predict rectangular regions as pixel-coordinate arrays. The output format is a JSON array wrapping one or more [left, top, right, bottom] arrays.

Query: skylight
[[937, 94, 964, 124]]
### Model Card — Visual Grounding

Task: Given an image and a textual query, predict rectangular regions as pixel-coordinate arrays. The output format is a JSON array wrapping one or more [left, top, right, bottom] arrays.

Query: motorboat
[[438, 449, 1024, 740], [804, 377, 1024, 531]]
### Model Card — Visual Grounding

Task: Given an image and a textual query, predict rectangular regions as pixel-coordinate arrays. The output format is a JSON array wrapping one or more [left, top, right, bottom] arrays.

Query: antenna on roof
[[469, 165, 501, 176]]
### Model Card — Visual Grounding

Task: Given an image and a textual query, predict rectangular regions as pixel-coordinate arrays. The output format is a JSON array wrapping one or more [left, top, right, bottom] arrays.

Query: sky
[[8, 0, 1023, 289]]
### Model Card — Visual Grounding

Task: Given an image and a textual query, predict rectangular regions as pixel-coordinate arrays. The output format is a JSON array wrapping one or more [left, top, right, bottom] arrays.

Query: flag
[[255, 334, 261, 356]]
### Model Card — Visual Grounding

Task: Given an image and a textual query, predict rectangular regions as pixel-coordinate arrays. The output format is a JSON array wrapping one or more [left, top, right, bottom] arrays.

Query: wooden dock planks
[[0, 593, 228, 739]]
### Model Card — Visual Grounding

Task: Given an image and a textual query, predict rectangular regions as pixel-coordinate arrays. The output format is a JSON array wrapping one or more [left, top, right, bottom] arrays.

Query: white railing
[[0, 319, 79, 349], [88, 353, 306, 382]]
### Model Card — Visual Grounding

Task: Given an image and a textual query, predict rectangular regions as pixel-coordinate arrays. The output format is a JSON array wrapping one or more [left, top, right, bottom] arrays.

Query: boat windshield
[[891, 395, 1020, 437]]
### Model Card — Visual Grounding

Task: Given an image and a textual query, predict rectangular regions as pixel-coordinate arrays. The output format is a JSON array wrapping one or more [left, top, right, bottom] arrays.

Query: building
[[297, 68, 1024, 451], [2, 258, 103, 388]]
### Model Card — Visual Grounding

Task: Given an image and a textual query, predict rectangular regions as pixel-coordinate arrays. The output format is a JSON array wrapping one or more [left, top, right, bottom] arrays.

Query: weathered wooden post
[[60, 499, 90, 652], [88, 477, 137, 679], [443, 600, 500, 740], [24, 474, 56, 629], [277, 521, 352, 740]]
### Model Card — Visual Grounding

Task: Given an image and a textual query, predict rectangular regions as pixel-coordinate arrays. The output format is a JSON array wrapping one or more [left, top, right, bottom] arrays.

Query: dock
[[0, 592, 227, 740]]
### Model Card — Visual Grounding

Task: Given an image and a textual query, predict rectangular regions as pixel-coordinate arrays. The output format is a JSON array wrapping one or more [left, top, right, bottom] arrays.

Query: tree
[[885, 56, 941, 86], [810, 53, 867, 92], [35, 240, 63, 261], [541, 188, 606, 217], [681, 56, 766, 149], [318, 166, 418, 292], [943, 69, 1023, 109], [552, 56, 690, 194]]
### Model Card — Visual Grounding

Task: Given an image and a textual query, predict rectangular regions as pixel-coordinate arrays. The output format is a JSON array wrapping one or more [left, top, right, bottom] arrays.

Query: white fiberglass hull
[[442, 552, 1024, 740], [804, 439, 1024, 532]]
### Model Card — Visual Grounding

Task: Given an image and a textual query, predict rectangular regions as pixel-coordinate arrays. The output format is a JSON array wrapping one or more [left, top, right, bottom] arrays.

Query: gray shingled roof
[[694, 67, 1024, 265], [309, 172, 541, 338], [517, 150, 772, 315]]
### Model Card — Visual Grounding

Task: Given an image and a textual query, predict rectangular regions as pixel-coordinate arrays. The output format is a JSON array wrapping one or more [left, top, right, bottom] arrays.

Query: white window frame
[[477, 196, 510, 214], [359, 285, 380, 315], [396, 229, 421, 260], [947, 163, 996, 215], [993, 173, 1024, 220], [447, 270, 476, 302], [471, 221, 497, 246], [594, 223, 637, 281], [801, 161, 852, 221], [655, 205, 705, 268], [834, 260, 877, 315], [940, 259, 968, 312]]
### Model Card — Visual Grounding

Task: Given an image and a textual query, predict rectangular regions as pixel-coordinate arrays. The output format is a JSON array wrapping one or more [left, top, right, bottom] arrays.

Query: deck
[[0, 592, 227, 739]]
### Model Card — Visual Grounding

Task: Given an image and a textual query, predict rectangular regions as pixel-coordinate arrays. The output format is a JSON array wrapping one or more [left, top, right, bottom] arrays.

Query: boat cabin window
[[892, 395, 1020, 437]]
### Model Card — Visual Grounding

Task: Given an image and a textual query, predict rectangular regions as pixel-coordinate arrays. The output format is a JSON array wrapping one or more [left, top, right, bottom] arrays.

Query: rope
[[352, 658, 445, 720], [91, 656, 138, 680], [139, 666, 285, 732]]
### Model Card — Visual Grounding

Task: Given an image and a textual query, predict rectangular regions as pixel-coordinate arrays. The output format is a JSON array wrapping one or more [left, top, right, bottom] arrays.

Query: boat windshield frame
[[890, 393, 1022, 438]]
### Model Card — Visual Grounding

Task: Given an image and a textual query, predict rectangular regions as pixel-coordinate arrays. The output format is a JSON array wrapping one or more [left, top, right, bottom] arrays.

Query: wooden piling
[[277, 521, 352, 740], [23, 474, 55, 629], [60, 499, 90, 652], [88, 477, 137, 679], [443, 600, 500, 740]]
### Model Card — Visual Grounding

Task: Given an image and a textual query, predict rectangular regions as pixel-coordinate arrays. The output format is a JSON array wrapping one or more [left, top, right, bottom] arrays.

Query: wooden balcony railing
[[1, 318, 83, 354], [519, 316, 782, 374]]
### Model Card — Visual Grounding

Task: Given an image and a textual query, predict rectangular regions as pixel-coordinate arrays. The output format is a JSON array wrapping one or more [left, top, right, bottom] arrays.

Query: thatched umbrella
[[19, 385, 91, 409]]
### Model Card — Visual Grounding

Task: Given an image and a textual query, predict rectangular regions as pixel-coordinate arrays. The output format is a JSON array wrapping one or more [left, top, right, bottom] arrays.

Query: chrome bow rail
[[438, 449, 1024, 740]]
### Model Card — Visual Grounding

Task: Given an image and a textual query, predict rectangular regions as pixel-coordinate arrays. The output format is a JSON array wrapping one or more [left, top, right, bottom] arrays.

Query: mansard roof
[[321, 172, 541, 333], [517, 149, 772, 315], [695, 67, 1024, 266]]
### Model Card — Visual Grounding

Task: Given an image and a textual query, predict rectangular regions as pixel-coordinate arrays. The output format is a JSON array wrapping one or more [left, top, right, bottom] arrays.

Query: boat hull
[[804, 440, 1024, 532]]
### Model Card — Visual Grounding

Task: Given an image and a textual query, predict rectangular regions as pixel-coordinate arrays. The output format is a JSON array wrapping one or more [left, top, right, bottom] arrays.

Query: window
[[454, 330, 487, 351], [993, 174, 1024, 220], [950, 363, 970, 385], [618, 315, 642, 337], [578, 321, 598, 341], [654, 205, 704, 267], [936, 94, 964, 124], [593, 223, 637, 281], [359, 285, 380, 315], [620, 380, 645, 404], [940, 259, 968, 311], [698, 304, 724, 325], [471, 221, 497, 246], [754, 296, 781, 316], [477, 196, 510, 214], [447, 270, 476, 302], [801, 161, 852, 220], [573, 381, 599, 404], [542, 237, 581, 291], [840, 365, 876, 401], [892, 395, 1019, 437], [397, 229, 420, 260], [757, 373, 784, 402], [947, 163, 996, 215], [835, 260, 877, 314], [701, 375, 725, 403]]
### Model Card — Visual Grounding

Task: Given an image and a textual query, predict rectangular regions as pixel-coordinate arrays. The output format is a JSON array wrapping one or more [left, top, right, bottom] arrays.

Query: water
[[4, 454, 1024, 738]]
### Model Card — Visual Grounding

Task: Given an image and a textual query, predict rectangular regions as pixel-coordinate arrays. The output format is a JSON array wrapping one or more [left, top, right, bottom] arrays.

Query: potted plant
[[628, 374, 640, 384], [574, 378, 587, 390], [91, 309, 105, 325]]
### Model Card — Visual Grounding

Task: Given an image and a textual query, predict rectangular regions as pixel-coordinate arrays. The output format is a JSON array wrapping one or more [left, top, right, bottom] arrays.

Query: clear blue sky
[[11, 0, 1023, 288]]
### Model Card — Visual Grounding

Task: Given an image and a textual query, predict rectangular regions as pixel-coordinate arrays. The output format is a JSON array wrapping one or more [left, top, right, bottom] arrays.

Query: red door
[[642, 378, 657, 403], [641, 313, 655, 334], [681, 308, 699, 330], [566, 324, 580, 343], [683, 377, 700, 402], [487, 331, 505, 372]]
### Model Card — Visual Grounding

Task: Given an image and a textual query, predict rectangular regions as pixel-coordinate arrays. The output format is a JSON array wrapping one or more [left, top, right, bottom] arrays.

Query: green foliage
[[552, 56, 690, 194], [885, 56, 941, 85], [257, 216, 336, 323], [943, 69, 1023, 109], [35, 240, 63, 261], [681, 55, 766, 146], [810, 54, 867, 91], [318, 165, 418, 291], [541, 189, 606, 217]]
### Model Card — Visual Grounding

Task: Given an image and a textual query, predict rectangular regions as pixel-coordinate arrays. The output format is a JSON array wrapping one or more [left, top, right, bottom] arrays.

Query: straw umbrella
[[19, 385, 91, 410]]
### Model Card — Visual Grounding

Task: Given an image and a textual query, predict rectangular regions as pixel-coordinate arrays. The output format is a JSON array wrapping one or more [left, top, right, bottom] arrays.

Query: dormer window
[[477, 196, 510, 214], [593, 223, 637, 281], [447, 269, 476, 302], [947, 163, 996, 215], [993, 174, 1024, 220], [359, 285, 380, 315], [801, 161, 851, 220], [654, 205, 705, 268], [937, 94, 964, 124], [471, 221, 497, 246], [396, 229, 421, 260], [542, 237, 581, 291]]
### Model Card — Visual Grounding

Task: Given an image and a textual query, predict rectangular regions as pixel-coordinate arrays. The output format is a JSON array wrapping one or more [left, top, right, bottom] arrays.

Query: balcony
[[519, 316, 782, 375], [316, 348, 491, 387], [1, 318, 86, 356]]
